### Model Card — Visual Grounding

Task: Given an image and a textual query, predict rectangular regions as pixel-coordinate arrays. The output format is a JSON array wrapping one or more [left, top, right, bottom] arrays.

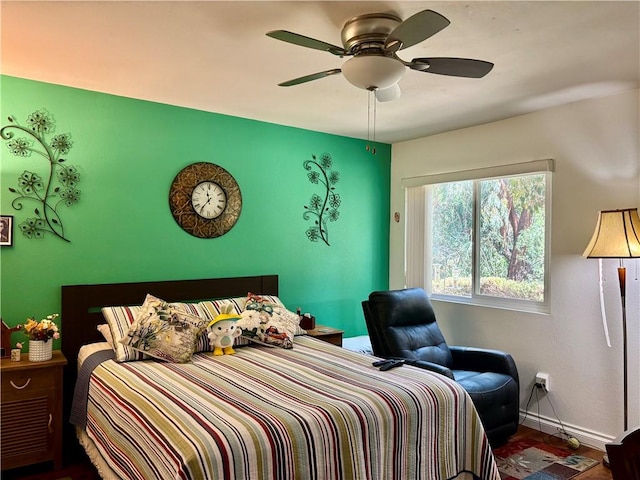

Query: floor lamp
[[583, 208, 640, 462]]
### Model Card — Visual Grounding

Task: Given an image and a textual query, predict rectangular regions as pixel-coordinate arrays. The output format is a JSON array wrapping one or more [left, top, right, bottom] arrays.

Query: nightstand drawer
[[1, 368, 54, 399]]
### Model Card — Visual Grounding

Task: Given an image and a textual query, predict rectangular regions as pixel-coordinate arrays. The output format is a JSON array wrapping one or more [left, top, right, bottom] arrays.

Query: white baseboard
[[519, 410, 614, 452]]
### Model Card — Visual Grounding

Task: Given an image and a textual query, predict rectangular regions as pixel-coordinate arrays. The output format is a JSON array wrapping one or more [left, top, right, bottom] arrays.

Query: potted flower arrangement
[[22, 314, 60, 361]]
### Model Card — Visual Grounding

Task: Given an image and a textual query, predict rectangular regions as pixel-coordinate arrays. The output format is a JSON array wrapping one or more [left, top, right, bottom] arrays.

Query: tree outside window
[[429, 172, 548, 305]]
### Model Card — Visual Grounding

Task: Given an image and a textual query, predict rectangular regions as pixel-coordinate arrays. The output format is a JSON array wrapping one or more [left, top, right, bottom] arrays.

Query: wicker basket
[[29, 339, 53, 362]]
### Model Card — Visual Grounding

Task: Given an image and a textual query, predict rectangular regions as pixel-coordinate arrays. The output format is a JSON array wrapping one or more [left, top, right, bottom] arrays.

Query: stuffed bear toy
[[207, 305, 242, 356]]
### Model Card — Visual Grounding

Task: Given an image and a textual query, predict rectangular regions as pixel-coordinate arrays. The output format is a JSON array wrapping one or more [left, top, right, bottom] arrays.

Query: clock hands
[[199, 196, 214, 215], [198, 194, 225, 217], [190, 181, 227, 219]]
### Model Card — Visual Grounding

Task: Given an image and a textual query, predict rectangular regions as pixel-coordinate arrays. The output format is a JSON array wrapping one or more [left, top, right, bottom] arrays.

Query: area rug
[[494, 437, 599, 480]]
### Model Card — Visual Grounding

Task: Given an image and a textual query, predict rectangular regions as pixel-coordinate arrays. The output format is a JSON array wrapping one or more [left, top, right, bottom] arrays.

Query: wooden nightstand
[[1, 350, 67, 471], [306, 325, 344, 347]]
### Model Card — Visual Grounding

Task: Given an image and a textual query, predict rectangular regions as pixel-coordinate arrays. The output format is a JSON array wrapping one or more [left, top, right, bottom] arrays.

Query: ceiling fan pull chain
[[368, 89, 371, 148], [365, 89, 376, 155], [372, 94, 377, 155]]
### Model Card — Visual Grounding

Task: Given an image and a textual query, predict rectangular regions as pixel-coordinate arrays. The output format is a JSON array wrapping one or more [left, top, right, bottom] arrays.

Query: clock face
[[169, 163, 242, 238], [191, 181, 227, 219]]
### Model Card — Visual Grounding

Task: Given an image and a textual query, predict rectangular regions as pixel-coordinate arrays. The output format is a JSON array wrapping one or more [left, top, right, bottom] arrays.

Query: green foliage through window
[[430, 173, 547, 303]]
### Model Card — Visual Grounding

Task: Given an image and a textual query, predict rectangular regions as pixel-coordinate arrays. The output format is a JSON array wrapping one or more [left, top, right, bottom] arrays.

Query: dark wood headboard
[[60, 274, 278, 461]]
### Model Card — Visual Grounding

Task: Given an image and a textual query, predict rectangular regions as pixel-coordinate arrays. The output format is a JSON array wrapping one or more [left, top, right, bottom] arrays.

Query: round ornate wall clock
[[169, 162, 242, 238]]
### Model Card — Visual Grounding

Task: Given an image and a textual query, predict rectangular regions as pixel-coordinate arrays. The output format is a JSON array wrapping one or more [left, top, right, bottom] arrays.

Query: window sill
[[429, 294, 551, 315]]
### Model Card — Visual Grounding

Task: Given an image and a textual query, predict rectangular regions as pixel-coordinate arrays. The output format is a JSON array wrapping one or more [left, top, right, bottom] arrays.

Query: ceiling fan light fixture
[[341, 55, 406, 90]]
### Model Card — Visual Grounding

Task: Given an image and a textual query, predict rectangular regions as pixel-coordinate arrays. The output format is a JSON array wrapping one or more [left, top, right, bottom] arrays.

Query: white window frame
[[403, 159, 553, 314]]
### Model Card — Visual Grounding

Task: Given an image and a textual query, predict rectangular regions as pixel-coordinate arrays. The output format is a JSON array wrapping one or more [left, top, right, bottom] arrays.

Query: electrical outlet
[[535, 372, 550, 392]]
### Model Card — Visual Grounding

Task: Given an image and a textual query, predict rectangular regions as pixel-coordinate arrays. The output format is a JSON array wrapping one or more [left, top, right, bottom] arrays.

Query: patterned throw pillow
[[236, 293, 301, 349], [119, 294, 208, 363], [247, 294, 306, 336], [102, 300, 208, 361], [171, 301, 212, 352]]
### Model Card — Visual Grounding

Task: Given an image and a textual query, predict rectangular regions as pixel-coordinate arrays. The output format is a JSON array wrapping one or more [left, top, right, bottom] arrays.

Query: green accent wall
[[0, 75, 390, 348]]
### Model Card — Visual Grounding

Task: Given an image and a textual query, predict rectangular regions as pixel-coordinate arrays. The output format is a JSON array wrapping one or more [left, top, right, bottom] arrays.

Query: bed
[[61, 274, 500, 480]]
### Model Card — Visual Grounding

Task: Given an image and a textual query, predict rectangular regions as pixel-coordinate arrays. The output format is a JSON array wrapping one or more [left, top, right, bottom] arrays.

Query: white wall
[[390, 89, 640, 449]]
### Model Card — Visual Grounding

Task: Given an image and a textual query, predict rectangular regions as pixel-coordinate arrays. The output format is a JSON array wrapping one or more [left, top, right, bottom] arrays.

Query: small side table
[[1, 350, 67, 471], [306, 325, 344, 347]]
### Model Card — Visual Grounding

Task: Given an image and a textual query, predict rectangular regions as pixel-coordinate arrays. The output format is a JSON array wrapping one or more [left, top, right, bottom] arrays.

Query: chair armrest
[[403, 359, 455, 380], [449, 346, 519, 384]]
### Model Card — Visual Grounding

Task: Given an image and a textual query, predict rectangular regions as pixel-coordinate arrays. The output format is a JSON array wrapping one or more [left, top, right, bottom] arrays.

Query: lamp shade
[[582, 208, 640, 258], [341, 55, 406, 90]]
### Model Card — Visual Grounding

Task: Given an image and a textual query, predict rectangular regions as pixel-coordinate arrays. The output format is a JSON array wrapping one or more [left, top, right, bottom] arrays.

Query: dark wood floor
[[2, 425, 611, 480], [1, 452, 99, 480]]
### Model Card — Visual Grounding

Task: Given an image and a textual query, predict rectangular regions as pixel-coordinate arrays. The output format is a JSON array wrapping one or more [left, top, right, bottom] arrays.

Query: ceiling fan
[[267, 9, 493, 102]]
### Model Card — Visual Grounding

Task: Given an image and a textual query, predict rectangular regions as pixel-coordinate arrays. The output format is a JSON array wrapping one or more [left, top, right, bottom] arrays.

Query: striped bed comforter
[[75, 336, 499, 480]]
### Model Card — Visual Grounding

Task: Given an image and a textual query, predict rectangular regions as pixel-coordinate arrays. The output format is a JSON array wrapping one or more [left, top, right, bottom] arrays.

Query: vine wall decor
[[1, 110, 80, 242], [303, 153, 341, 246]]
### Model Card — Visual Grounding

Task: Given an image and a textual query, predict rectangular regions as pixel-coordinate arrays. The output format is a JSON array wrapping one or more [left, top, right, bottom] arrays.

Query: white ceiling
[[2, 1, 639, 144]]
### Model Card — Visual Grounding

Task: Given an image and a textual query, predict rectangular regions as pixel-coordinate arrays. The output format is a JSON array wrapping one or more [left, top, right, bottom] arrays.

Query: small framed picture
[[0, 216, 14, 246]]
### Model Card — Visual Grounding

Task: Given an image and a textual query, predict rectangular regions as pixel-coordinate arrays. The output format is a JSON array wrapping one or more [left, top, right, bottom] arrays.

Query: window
[[404, 160, 552, 313]]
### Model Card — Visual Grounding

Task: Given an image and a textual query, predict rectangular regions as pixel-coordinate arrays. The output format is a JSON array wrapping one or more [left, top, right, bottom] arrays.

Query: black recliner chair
[[362, 288, 519, 446]]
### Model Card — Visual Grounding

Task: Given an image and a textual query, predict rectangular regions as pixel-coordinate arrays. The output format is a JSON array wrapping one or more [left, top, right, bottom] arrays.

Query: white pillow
[[97, 324, 114, 348]]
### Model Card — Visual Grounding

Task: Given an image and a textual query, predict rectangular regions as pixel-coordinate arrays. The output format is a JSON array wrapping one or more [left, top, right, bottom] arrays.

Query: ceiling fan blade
[[375, 84, 401, 102], [384, 10, 450, 52], [278, 69, 342, 87], [409, 58, 494, 78], [267, 30, 346, 56]]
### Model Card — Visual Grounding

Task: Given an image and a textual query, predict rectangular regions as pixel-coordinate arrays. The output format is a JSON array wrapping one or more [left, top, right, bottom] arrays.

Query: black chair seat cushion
[[453, 370, 519, 432]]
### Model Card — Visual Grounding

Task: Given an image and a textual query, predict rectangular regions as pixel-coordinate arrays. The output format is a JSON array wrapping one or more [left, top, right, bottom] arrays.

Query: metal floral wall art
[[303, 153, 341, 246], [1, 110, 80, 242]]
